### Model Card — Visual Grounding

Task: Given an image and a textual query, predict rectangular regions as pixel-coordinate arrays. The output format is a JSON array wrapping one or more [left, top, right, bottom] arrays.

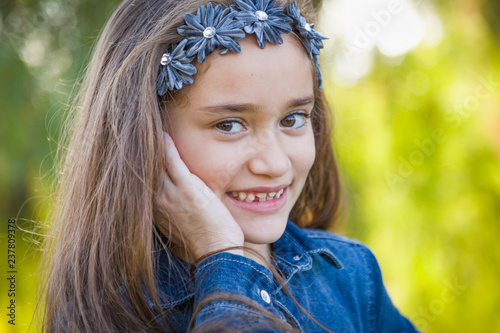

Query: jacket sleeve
[[361, 245, 421, 333], [190, 252, 288, 332]]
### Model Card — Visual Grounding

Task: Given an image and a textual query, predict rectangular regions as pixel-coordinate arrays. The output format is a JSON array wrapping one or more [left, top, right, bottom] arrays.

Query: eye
[[214, 119, 245, 135], [280, 112, 311, 129]]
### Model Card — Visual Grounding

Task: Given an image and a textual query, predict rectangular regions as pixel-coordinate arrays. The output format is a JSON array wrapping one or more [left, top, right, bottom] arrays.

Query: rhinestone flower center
[[160, 53, 172, 66], [255, 10, 268, 21], [203, 26, 216, 38], [304, 23, 312, 32]]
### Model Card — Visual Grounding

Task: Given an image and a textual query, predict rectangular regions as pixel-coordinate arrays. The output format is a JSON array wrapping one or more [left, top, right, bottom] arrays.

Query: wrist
[[192, 241, 245, 265]]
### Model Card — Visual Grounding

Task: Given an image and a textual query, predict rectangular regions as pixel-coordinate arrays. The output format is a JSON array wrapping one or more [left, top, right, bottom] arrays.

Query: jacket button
[[293, 255, 301, 261], [259, 289, 271, 304]]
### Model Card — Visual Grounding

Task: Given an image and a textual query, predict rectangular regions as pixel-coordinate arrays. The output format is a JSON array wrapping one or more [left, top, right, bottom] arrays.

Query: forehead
[[178, 34, 314, 108]]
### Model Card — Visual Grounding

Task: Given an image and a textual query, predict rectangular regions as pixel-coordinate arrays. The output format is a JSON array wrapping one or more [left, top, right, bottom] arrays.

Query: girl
[[40, 0, 419, 332]]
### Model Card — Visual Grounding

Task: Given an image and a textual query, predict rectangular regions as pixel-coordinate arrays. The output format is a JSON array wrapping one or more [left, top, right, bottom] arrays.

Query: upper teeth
[[231, 189, 284, 202]]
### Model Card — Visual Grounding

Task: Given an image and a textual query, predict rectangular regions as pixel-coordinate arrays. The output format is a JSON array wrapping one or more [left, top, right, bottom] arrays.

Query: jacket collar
[[273, 220, 344, 271], [155, 220, 344, 308]]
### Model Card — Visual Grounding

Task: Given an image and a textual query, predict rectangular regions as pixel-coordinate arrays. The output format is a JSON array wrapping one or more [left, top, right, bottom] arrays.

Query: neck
[[243, 242, 272, 269]]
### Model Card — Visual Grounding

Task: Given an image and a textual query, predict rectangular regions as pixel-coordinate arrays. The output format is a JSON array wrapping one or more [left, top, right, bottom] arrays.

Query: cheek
[[292, 131, 316, 176], [175, 137, 241, 192]]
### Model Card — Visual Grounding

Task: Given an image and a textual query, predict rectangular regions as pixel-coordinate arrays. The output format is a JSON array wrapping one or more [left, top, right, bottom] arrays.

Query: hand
[[156, 132, 244, 262]]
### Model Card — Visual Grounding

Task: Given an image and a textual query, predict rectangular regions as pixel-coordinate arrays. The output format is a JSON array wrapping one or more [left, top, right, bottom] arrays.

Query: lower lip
[[226, 188, 288, 213]]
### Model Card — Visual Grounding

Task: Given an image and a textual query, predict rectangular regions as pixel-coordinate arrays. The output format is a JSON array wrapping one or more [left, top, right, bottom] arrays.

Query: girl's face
[[168, 35, 316, 247]]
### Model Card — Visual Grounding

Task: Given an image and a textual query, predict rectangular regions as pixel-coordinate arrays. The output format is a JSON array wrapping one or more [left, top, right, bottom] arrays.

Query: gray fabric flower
[[286, 1, 326, 88], [232, 0, 293, 48], [313, 54, 324, 88], [286, 0, 327, 58], [177, 3, 246, 63], [156, 39, 197, 96], [156, 1, 329, 95]]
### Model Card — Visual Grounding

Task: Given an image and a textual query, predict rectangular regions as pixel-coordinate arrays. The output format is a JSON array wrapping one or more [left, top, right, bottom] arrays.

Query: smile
[[228, 188, 285, 203], [225, 187, 288, 213]]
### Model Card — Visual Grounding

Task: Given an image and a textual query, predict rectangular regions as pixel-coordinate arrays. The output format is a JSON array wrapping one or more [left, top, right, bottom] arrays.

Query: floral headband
[[156, 0, 327, 96]]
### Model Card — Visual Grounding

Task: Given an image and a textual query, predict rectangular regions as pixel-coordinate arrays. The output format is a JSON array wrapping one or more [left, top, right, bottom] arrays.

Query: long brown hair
[[39, 0, 343, 331]]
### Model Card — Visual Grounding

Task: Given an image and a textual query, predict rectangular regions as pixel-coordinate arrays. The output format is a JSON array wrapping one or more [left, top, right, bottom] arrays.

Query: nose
[[247, 130, 291, 178]]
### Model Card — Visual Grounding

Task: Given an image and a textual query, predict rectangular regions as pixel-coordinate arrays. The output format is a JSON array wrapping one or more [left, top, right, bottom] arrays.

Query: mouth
[[227, 188, 285, 203], [225, 186, 288, 213]]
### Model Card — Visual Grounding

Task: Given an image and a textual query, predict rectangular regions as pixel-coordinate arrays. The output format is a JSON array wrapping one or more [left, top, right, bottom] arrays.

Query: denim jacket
[[155, 220, 419, 332]]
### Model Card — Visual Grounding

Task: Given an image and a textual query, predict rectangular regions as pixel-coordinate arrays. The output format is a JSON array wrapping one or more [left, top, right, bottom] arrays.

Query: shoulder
[[298, 228, 420, 332], [307, 228, 382, 277], [284, 221, 381, 273], [301, 227, 365, 246], [304, 228, 375, 256]]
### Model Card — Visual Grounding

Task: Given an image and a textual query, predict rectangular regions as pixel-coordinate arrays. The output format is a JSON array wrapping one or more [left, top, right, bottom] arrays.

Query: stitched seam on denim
[[273, 233, 304, 270], [358, 244, 375, 333], [270, 263, 297, 295], [273, 233, 311, 294], [198, 301, 270, 318], [304, 228, 363, 242], [307, 232, 364, 245], [281, 232, 311, 268], [273, 255, 305, 272], [162, 293, 195, 308], [197, 257, 273, 280], [275, 299, 304, 332], [307, 248, 344, 269]]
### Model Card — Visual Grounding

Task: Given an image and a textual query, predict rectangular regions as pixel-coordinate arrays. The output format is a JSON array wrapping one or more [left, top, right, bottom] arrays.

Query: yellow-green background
[[1, 0, 499, 332]]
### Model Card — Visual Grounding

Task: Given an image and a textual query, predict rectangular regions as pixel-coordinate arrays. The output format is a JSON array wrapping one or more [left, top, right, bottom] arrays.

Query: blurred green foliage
[[1, 0, 499, 332], [329, 1, 500, 331]]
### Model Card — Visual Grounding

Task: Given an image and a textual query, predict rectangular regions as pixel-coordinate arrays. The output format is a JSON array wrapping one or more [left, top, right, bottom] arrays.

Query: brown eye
[[280, 113, 309, 128], [216, 121, 233, 132], [281, 116, 296, 127], [214, 120, 244, 135]]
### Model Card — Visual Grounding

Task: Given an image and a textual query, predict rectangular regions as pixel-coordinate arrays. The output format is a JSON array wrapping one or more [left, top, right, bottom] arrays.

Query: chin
[[238, 215, 289, 245]]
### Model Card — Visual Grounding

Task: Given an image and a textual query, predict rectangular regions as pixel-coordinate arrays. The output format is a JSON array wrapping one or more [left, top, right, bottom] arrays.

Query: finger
[[159, 168, 175, 199], [163, 132, 193, 185], [160, 157, 202, 211]]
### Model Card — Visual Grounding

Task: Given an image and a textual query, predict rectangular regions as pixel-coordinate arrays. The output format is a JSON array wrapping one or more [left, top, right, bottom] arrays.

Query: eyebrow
[[197, 96, 315, 115]]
